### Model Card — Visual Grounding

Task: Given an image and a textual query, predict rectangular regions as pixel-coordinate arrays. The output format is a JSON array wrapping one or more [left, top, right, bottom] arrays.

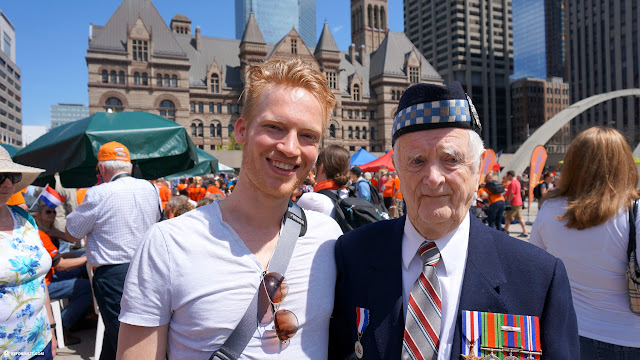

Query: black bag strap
[[628, 199, 639, 260], [210, 201, 306, 360]]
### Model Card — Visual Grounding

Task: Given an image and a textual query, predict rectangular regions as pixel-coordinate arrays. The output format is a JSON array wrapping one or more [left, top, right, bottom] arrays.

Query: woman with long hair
[[297, 145, 350, 218], [530, 126, 640, 359]]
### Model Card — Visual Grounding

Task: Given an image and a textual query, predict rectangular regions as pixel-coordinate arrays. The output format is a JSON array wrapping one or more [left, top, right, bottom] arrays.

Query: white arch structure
[[504, 89, 640, 176]]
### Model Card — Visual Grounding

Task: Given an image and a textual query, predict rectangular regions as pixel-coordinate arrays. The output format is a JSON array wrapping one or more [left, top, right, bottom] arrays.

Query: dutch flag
[[38, 185, 66, 209]]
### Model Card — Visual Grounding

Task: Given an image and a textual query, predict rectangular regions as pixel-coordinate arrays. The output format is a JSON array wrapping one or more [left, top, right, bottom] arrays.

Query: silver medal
[[354, 340, 364, 359]]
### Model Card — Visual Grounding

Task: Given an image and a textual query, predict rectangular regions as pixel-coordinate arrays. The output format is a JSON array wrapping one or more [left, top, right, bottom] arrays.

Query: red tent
[[360, 150, 395, 172]]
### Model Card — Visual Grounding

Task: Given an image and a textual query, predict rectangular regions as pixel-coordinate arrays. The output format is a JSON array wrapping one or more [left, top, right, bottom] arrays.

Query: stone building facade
[[87, 0, 442, 154]]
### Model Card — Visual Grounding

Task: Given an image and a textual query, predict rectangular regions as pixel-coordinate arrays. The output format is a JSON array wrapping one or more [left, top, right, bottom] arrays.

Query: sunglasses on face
[[261, 271, 299, 343], [0, 173, 22, 185], [44, 210, 55, 215]]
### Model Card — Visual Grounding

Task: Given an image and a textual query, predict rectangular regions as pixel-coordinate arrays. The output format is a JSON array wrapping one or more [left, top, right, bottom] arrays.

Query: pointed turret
[[239, 12, 267, 84], [241, 12, 265, 45], [315, 22, 340, 55], [313, 22, 341, 94]]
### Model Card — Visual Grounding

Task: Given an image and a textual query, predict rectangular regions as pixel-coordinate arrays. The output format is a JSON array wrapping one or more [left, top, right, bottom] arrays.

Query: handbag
[[626, 198, 640, 314], [209, 201, 307, 360]]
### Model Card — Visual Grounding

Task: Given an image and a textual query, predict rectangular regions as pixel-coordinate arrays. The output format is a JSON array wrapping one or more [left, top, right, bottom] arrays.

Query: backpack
[[485, 180, 505, 194], [356, 179, 388, 212], [533, 183, 543, 200], [318, 189, 390, 233]]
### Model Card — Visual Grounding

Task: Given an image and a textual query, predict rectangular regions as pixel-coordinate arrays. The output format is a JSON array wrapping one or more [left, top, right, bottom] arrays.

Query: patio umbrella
[[218, 163, 235, 173], [164, 148, 219, 180], [360, 150, 395, 172], [13, 112, 198, 188], [350, 148, 378, 166]]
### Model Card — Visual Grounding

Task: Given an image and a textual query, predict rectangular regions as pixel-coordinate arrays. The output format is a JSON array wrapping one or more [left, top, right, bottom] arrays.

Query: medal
[[354, 340, 364, 359], [461, 311, 482, 359], [480, 352, 500, 360], [480, 312, 502, 358], [521, 315, 542, 360], [354, 307, 370, 359]]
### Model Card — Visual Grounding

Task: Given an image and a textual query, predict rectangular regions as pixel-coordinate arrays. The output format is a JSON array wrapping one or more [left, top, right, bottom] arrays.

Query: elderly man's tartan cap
[[392, 81, 482, 146]]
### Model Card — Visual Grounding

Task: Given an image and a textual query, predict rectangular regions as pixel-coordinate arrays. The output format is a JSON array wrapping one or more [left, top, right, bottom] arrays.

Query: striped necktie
[[401, 241, 442, 360]]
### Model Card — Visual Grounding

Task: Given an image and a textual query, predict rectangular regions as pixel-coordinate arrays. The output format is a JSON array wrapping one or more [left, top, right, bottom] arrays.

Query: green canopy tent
[[218, 163, 235, 173], [13, 112, 199, 188], [164, 148, 219, 180]]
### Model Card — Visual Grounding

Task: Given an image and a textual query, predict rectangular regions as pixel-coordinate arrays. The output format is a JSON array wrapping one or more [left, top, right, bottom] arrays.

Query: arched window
[[164, 74, 170, 87], [374, 6, 379, 28], [210, 124, 215, 137], [228, 123, 234, 137], [381, 8, 386, 29], [142, 73, 148, 86], [198, 123, 204, 137], [210, 74, 220, 93], [362, 126, 367, 139], [134, 72, 140, 85], [391, 90, 396, 100], [329, 124, 336, 138], [118, 71, 125, 84], [171, 75, 178, 87], [216, 123, 222, 137], [348, 126, 353, 139], [102, 70, 108, 83], [353, 84, 361, 101], [191, 123, 197, 137], [355, 126, 360, 139], [105, 97, 123, 112], [110, 70, 117, 84], [156, 74, 162, 86], [159, 100, 175, 121], [368, 5, 373, 27], [370, 127, 376, 140], [190, 102, 195, 112]]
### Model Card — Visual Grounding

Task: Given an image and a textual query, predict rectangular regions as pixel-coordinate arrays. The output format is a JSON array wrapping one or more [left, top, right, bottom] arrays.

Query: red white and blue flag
[[38, 185, 66, 209]]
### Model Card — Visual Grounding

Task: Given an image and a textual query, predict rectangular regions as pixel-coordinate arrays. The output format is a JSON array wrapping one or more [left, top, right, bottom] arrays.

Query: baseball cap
[[97, 141, 131, 161]]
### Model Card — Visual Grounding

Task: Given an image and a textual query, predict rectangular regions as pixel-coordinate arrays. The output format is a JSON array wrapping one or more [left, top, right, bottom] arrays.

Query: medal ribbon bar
[[462, 310, 482, 357]]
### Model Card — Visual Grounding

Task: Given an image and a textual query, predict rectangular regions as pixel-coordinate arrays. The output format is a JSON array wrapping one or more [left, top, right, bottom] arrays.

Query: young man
[[117, 59, 342, 359], [329, 82, 578, 359], [349, 165, 371, 201], [503, 170, 528, 237]]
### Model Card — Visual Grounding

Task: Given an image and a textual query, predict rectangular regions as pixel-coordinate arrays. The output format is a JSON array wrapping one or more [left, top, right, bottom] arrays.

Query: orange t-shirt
[[478, 187, 505, 204], [76, 188, 88, 205], [176, 183, 187, 191], [207, 185, 223, 196], [189, 186, 207, 201], [383, 179, 395, 198], [392, 178, 403, 199], [6, 188, 26, 206], [157, 183, 171, 209], [39, 230, 59, 285], [370, 179, 378, 188]]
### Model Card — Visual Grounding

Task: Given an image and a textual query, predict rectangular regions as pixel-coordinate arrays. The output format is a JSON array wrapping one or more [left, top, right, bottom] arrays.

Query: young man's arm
[[117, 324, 168, 360]]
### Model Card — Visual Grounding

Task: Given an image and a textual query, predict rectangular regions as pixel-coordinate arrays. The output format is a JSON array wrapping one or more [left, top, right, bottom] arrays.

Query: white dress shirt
[[402, 213, 470, 360]]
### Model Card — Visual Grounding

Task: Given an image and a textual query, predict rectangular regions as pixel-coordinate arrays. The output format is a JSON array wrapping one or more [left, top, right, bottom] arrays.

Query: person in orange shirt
[[154, 179, 171, 209], [478, 172, 506, 232], [6, 187, 28, 210], [176, 179, 187, 192], [391, 172, 404, 218], [206, 180, 224, 196], [188, 176, 207, 201], [76, 188, 88, 205], [382, 171, 395, 215]]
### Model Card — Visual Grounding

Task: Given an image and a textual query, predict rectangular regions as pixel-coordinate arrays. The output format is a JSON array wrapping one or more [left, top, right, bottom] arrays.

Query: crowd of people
[[0, 58, 637, 360]]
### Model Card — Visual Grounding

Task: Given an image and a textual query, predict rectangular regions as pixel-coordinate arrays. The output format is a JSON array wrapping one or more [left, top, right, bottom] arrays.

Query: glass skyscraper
[[235, 0, 317, 47], [512, 0, 546, 80]]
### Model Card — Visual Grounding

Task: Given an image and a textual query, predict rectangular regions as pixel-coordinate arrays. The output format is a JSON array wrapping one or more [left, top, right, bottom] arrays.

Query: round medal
[[354, 340, 364, 359], [504, 355, 520, 360]]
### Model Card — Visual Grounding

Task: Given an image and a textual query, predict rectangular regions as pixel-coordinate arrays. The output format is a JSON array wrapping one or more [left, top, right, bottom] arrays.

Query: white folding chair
[[49, 299, 66, 348], [86, 263, 105, 360]]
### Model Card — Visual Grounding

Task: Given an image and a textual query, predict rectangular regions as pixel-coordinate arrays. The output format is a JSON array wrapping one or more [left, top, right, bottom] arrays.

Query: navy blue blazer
[[328, 215, 578, 360]]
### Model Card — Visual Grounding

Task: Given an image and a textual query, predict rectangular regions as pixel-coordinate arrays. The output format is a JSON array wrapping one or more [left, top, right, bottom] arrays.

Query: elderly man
[[329, 82, 578, 360], [117, 59, 342, 359], [65, 141, 161, 360]]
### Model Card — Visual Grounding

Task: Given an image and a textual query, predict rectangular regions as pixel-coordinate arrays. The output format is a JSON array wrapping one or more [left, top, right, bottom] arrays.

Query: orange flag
[[479, 149, 497, 185], [528, 145, 548, 209]]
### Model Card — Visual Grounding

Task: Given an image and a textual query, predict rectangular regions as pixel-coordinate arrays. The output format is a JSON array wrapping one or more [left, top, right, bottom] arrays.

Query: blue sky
[[2, 0, 404, 127]]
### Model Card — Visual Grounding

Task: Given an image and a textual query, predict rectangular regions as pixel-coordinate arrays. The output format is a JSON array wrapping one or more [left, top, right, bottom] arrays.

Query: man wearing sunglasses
[[118, 59, 342, 360], [329, 82, 578, 359]]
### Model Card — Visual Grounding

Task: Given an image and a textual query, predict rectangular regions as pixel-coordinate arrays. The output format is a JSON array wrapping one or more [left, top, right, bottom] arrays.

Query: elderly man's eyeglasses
[[261, 271, 299, 343], [0, 173, 22, 184]]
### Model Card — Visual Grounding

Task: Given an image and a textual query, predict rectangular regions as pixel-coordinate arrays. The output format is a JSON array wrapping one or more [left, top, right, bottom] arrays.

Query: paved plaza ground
[[54, 201, 541, 359]]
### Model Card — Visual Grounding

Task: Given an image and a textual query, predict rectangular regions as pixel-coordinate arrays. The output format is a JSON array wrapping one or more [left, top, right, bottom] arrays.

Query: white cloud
[[333, 25, 344, 33]]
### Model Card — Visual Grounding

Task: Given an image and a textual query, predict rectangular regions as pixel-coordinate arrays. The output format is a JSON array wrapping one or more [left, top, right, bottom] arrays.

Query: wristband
[[50, 323, 56, 330]]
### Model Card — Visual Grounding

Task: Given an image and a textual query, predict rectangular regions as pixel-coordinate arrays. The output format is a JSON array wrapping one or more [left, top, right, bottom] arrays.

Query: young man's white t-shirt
[[119, 201, 342, 359]]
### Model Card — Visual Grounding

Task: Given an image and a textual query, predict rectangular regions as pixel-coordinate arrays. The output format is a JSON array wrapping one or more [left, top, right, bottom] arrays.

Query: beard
[[240, 140, 304, 200]]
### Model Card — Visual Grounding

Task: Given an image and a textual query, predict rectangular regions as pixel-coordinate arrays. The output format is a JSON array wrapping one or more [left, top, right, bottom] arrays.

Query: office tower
[[544, 0, 564, 79], [512, 0, 546, 80], [566, 0, 640, 142], [50, 103, 90, 128], [0, 10, 21, 146], [404, 0, 514, 151], [350, 0, 389, 53], [511, 77, 569, 151], [235, 0, 317, 47]]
